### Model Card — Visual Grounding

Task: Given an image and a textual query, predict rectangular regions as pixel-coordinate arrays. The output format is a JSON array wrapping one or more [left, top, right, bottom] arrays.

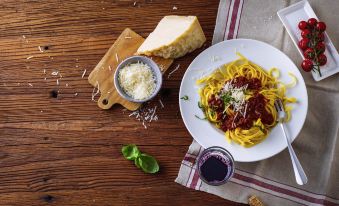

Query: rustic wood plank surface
[[0, 0, 246, 205]]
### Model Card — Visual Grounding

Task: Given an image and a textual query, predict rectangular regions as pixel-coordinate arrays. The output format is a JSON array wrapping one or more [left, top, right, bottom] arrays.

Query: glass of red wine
[[197, 146, 235, 186]]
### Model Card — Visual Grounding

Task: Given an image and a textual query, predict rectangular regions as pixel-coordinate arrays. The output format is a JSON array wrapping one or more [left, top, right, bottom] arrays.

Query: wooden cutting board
[[88, 28, 173, 110]]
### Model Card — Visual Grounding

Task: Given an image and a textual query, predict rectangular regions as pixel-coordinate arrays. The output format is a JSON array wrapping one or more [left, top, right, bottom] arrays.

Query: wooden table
[[0, 1, 245, 205]]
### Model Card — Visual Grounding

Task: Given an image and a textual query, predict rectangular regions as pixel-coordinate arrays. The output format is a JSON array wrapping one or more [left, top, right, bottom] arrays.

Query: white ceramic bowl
[[114, 56, 162, 103]]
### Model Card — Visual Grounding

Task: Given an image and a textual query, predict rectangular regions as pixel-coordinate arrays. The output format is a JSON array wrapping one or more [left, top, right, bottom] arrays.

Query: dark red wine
[[198, 147, 234, 185]]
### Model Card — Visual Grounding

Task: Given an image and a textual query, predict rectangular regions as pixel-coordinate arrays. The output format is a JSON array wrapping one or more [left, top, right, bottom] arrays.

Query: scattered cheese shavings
[[173, 6, 178, 10], [28, 83, 33, 87], [232, 112, 238, 128], [51, 71, 59, 76], [159, 99, 164, 108], [109, 65, 112, 71], [125, 36, 132, 39], [210, 55, 221, 62], [243, 102, 248, 118], [133, 1, 137, 6], [65, 83, 69, 87], [149, 106, 157, 122], [129, 111, 137, 117], [43, 69, 46, 74], [167, 64, 180, 78], [27, 56, 34, 59], [115, 53, 119, 63], [91, 81, 100, 101], [81, 69, 87, 78], [38, 46, 44, 52], [56, 79, 59, 85], [44, 77, 47, 81], [74, 93, 78, 96], [128, 105, 159, 129], [158, 64, 165, 72], [22, 35, 26, 39]]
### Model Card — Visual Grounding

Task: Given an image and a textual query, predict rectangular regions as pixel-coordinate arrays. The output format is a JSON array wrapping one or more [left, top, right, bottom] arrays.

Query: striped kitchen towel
[[175, 0, 339, 205]]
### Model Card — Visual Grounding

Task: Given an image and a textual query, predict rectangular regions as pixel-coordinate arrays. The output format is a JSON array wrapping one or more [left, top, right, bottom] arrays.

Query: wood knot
[[42, 177, 49, 182], [42, 194, 54, 203], [50, 90, 58, 98]]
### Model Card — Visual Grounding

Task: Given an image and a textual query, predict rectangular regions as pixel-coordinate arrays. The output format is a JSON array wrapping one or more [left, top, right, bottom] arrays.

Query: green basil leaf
[[195, 114, 206, 120], [138, 154, 159, 174], [221, 93, 233, 105], [121, 144, 140, 160], [180, 95, 189, 101], [134, 157, 141, 168], [198, 101, 205, 112]]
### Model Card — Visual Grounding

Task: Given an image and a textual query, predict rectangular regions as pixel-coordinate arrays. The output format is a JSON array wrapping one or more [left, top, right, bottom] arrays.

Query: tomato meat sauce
[[207, 76, 274, 132]]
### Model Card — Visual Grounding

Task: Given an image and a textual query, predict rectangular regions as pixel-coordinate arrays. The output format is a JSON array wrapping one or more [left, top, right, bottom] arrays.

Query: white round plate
[[179, 39, 308, 162]]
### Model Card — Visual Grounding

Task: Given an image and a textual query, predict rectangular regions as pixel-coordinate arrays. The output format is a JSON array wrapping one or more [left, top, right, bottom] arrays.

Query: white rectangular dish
[[277, 0, 339, 81]]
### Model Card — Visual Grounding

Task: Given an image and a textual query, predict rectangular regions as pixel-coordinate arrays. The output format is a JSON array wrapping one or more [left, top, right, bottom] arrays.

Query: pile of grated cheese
[[221, 81, 248, 116], [118, 62, 156, 100]]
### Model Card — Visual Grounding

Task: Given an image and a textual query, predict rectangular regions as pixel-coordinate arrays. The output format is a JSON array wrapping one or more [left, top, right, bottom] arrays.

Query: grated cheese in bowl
[[114, 56, 162, 103], [118, 62, 156, 100]]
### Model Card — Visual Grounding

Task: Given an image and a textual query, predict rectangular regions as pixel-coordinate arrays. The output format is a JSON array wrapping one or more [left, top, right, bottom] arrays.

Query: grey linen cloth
[[175, 0, 339, 205]]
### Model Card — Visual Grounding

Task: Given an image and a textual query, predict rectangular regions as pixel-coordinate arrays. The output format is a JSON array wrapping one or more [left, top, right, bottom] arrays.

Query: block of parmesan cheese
[[137, 16, 206, 59]]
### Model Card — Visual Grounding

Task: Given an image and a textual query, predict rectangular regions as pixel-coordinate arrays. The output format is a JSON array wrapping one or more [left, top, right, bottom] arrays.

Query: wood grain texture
[[88, 28, 173, 110], [0, 0, 246, 205]]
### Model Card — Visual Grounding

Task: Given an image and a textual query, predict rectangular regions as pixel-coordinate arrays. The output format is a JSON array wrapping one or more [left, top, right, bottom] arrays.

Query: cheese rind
[[137, 16, 206, 59]]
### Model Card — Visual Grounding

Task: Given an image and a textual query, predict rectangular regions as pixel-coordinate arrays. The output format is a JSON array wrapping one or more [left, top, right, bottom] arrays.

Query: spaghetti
[[197, 53, 296, 148]]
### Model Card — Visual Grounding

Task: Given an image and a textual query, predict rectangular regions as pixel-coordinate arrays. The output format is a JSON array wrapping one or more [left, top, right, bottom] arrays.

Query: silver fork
[[274, 99, 308, 185]]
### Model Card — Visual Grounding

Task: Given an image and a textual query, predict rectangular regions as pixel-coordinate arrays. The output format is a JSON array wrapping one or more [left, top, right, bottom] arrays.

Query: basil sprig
[[122, 144, 159, 174], [180, 95, 189, 100], [221, 92, 234, 106]]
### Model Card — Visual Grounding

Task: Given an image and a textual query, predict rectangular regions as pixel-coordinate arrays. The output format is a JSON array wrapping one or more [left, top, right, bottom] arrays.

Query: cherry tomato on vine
[[307, 18, 318, 28], [301, 59, 313, 72], [316, 22, 326, 32], [304, 48, 315, 59], [298, 38, 310, 50], [298, 21, 308, 30], [301, 29, 311, 38], [315, 42, 326, 54], [316, 32, 325, 41], [318, 54, 327, 66]]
